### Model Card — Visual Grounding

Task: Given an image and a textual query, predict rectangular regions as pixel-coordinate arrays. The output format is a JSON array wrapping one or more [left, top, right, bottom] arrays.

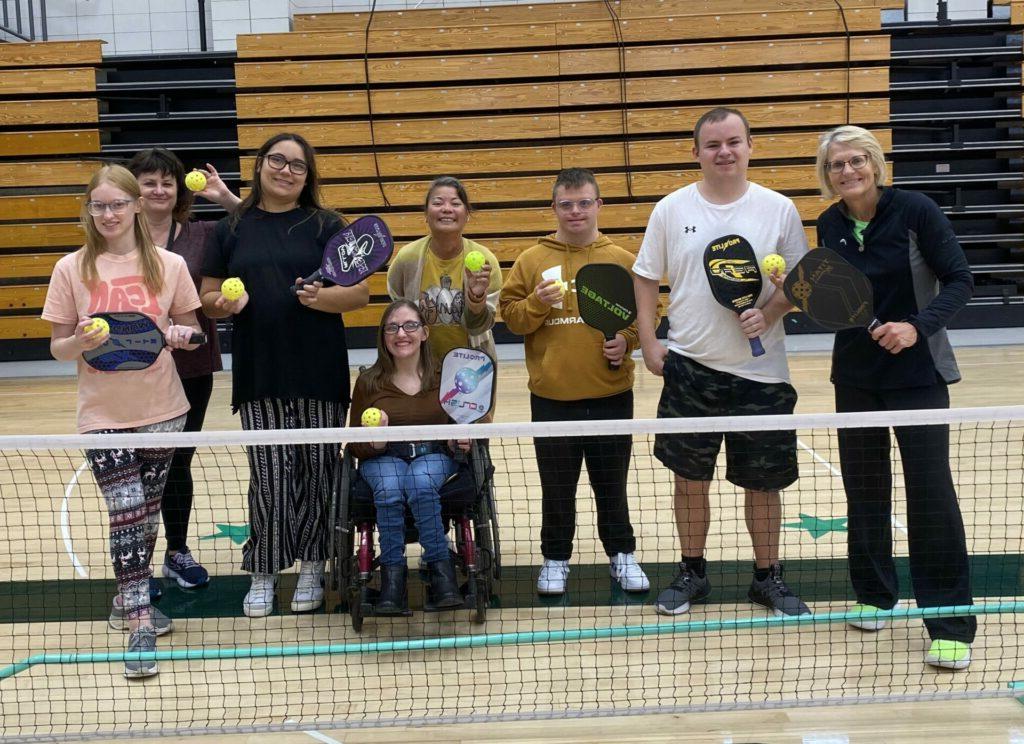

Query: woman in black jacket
[[815, 125, 975, 670]]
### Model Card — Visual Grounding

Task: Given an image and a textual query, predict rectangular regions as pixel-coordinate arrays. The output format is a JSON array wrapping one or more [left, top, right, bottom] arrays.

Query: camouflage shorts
[[654, 351, 798, 491]]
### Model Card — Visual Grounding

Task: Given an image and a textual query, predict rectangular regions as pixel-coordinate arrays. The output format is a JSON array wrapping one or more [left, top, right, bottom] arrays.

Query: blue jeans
[[360, 453, 456, 567]]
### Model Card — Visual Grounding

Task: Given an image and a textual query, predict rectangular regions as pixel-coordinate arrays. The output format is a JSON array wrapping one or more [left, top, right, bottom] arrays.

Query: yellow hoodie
[[500, 233, 638, 401]]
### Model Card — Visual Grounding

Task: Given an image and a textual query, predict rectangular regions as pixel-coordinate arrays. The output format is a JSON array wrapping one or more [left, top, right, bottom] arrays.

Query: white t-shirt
[[633, 182, 808, 383], [41, 247, 201, 433]]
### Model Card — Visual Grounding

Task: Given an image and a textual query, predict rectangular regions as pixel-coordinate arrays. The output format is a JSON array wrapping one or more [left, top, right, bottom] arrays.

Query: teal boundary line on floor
[[0, 603, 1016, 681]]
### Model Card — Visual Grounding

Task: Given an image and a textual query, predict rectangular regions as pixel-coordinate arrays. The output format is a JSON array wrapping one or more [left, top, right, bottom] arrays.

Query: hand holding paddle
[[82, 312, 207, 371], [290, 215, 393, 294], [575, 263, 637, 371], [703, 234, 765, 357]]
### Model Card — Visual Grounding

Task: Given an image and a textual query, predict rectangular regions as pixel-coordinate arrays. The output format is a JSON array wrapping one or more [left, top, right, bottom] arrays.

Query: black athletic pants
[[531, 390, 636, 561], [836, 383, 975, 643]]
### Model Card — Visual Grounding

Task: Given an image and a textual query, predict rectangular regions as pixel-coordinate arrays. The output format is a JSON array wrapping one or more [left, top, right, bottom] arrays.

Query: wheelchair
[[328, 439, 501, 631]]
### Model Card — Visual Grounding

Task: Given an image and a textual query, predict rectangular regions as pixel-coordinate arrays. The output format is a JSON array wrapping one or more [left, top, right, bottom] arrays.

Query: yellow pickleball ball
[[185, 170, 207, 192], [221, 277, 245, 301], [464, 250, 486, 272], [761, 253, 787, 275], [85, 317, 109, 335], [361, 407, 383, 427], [555, 279, 569, 294]]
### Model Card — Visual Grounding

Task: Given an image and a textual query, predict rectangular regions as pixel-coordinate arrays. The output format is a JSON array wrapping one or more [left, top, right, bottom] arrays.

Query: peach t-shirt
[[41, 247, 202, 433]]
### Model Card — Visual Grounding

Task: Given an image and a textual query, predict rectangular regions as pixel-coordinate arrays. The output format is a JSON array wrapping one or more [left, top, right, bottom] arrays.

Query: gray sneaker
[[748, 564, 811, 617], [109, 597, 174, 636], [654, 561, 711, 615], [124, 627, 158, 678]]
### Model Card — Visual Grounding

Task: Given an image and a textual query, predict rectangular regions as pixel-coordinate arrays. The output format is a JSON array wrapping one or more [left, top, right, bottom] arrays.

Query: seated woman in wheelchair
[[348, 299, 469, 614]]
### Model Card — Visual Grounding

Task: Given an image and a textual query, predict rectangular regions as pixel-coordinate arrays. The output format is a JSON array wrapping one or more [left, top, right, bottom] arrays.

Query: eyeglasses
[[383, 320, 424, 335], [264, 153, 309, 176], [555, 199, 598, 212], [86, 199, 136, 216], [827, 155, 870, 173]]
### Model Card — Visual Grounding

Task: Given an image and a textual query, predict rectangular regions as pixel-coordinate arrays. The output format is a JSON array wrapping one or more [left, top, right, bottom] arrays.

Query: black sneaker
[[163, 548, 210, 589], [654, 561, 711, 615], [748, 564, 810, 617]]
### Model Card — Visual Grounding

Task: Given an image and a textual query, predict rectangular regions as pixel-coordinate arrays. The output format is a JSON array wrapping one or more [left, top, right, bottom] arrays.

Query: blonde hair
[[816, 125, 887, 199], [79, 165, 162, 292]]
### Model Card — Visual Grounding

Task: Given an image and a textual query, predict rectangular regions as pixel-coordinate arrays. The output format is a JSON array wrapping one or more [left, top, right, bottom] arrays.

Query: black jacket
[[816, 187, 973, 389]]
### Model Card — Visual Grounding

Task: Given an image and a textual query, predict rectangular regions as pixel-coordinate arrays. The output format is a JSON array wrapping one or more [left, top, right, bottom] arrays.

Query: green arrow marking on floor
[[782, 513, 848, 539], [199, 524, 250, 545]]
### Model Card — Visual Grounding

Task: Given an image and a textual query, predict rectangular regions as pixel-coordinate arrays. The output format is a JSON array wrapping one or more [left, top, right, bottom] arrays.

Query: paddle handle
[[605, 332, 622, 370], [290, 269, 323, 295], [866, 318, 882, 333], [749, 336, 765, 357], [188, 332, 208, 345]]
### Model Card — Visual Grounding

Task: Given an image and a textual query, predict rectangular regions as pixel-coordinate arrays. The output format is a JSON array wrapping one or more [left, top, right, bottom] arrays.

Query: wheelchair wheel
[[473, 575, 489, 624], [471, 440, 502, 580], [328, 450, 354, 592], [349, 584, 364, 632]]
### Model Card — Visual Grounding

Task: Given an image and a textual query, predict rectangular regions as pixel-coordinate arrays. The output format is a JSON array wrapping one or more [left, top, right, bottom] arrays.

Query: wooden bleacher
[[0, 41, 102, 349], [234, 0, 893, 333]]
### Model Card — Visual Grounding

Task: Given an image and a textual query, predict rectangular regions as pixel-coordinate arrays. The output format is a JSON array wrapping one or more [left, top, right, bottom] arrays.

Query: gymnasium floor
[[1, 335, 1023, 742]]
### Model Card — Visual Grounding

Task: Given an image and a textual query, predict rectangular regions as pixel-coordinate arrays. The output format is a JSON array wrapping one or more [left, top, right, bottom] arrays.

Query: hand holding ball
[[761, 253, 787, 276], [85, 317, 109, 336], [185, 170, 207, 192], [464, 250, 486, 273], [361, 407, 383, 427], [221, 277, 245, 302]]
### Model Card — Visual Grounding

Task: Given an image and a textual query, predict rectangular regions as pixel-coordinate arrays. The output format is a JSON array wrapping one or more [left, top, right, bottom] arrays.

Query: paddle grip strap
[[289, 269, 324, 295], [749, 337, 765, 357]]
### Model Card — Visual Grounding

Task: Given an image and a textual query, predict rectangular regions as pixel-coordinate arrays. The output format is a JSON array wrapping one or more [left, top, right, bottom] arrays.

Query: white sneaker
[[291, 560, 325, 612], [243, 573, 277, 618], [537, 559, 569, 595], [609, 552, 650, 592], [848, 600, 900, 631]]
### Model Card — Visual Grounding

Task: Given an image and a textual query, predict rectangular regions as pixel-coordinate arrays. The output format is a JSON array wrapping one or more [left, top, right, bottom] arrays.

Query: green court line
[[0, 603, 1016, 681], [2, 555, 1021, 624]]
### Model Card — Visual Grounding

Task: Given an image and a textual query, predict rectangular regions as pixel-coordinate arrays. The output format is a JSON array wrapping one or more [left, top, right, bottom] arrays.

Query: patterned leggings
[[86, 414, 186, 620], [238, 398, 344, 574]]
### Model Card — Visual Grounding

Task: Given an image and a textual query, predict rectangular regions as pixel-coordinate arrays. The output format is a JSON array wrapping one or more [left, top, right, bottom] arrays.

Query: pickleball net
[[0, 405, 1022, 740]]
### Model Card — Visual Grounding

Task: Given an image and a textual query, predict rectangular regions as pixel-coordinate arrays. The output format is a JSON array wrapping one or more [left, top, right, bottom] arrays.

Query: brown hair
[[79, 165, 162, 292], [232, 132, 338, 234], [358, 299, 435, 394], [693, 107, 751, 149], [127, 147, 193, 223], [552, 167, 600, 200]]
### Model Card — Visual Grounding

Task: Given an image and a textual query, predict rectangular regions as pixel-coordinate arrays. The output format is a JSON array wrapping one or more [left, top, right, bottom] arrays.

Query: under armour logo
[[683, 226, 696, 233]]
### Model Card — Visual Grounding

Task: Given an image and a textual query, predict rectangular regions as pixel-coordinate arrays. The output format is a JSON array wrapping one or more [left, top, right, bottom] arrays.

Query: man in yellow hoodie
[[500, 168, 649, 596]]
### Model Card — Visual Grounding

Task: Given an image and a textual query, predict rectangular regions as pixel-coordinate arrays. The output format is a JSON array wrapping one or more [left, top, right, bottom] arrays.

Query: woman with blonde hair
[[41, 164, 203, 677], [815, 125, 975, 670]]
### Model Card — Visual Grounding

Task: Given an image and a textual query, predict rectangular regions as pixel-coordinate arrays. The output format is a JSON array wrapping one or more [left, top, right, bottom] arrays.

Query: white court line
[[283, 721, 343, 744], [304, 732, 344, 744], [61, 460, 90, 577], [797, 438, 908, 536]]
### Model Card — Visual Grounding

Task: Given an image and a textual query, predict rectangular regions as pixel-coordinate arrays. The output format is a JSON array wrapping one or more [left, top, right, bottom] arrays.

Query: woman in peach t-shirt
[[41, 165, 202, 679]]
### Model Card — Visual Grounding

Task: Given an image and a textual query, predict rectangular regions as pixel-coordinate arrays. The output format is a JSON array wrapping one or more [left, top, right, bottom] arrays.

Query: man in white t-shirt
[[632, 107, 810, 617]]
